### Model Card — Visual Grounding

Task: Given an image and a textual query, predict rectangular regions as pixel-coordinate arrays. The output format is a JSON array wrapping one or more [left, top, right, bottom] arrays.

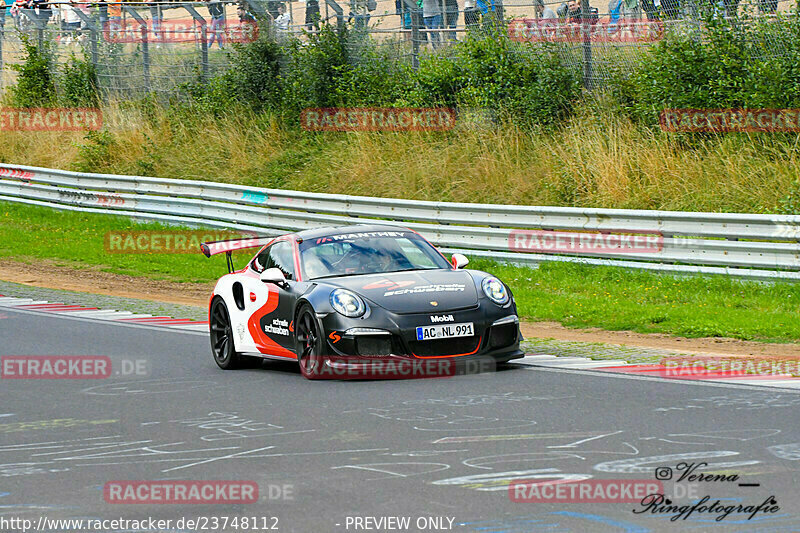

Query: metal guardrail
[[1, 163, 799, 280]]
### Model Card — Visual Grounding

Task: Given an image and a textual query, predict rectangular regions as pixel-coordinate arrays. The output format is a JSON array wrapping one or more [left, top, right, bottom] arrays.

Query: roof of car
[[293, 224, 411, 241]]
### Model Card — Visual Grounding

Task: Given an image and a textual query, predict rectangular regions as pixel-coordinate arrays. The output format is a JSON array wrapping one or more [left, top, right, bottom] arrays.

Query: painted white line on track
[[519, 365, 800, 393], [0, 295, 209, 333], [0, 305, 207, 336], [62, 310, 128, 318]]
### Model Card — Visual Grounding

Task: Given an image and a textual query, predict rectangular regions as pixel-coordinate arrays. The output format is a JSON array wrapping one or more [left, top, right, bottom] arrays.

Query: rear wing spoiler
[[201, 236, 274, 273]]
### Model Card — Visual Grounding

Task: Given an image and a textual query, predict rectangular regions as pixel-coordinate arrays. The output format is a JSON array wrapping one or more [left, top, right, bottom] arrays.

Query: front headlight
[[482, 277, 509, 305], [330, 289, 366, 318]]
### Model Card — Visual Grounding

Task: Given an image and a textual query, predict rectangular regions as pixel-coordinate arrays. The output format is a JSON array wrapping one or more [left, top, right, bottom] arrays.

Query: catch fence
[[0, 0, 796, 97]]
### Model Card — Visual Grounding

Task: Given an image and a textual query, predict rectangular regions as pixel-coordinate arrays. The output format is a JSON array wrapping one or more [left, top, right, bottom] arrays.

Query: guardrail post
[[123, 5, 150, 94], [183, 5, 209, 82]]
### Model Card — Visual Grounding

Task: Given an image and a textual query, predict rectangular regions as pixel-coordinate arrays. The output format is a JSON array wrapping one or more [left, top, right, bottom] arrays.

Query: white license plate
[[416, 322, 474, 341]]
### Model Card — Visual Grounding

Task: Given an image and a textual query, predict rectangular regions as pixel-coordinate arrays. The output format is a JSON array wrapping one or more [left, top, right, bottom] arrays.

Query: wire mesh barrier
[[0, 0, 797, 97]]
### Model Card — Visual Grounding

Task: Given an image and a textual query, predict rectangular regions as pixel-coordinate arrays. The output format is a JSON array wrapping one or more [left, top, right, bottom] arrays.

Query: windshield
[[299, 230, 451, 280]]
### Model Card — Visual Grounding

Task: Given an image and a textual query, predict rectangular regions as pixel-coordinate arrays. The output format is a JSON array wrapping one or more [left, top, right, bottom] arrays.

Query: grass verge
[[0, 103, 799, 213], [2, 201, 798, 342]]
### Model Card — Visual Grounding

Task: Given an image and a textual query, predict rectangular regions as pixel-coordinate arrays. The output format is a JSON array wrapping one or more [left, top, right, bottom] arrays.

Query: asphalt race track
[[2, 306, 800, 533]]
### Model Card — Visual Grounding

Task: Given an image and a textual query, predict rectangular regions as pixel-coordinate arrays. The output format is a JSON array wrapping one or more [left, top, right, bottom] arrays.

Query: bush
[[618, 13, 800, 124], [71, 131, 117, 173], [189, 21, 580, 128], [226, 34, 284, 112], [61, 54, 100, 107], [7, 36, 57, 108], [410, 25, 580, 127]]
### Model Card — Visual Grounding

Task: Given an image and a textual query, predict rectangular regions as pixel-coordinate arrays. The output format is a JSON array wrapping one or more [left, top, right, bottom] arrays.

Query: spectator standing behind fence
[[443, 0, 457, 40], [422, 0, 442, 47], [0, 0, 12, 27], [396, 0, 412, 40], [60, 0, 81, 42], [304, 0, 319, 30], [275, 2, 290, 31], [557, 0, 578, 22], [107, 0, 121, 29], [463, 0, 478, 27], [148, 0, 164, 44], [534, 0, 556, 19], [477, 0, 497, 22], [11, 0, 25, 29], [208, 0, 225, 48], [349, 0, 374, 30], [608, 0, 622, 28], [33, 0, 51, 24], [413, 0, 427, 42], [558, 0, 596, 22], [238, 1, 255, 23]]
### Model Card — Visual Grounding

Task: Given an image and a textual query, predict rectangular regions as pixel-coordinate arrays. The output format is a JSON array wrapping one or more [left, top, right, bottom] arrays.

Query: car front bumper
[[318, 303, 524, 364]]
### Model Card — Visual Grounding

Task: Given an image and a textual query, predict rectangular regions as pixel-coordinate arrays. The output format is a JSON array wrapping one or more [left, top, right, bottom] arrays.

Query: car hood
[[327, 269, 479, 313]]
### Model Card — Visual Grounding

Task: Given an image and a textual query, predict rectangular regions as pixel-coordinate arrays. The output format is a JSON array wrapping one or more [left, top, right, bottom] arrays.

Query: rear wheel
[[210, 298, 243, 369], [295, 306, 325, 379]]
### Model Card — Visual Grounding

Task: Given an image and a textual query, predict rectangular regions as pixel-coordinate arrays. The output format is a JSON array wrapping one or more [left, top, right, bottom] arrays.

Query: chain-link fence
[[0, 0, 796, 98]]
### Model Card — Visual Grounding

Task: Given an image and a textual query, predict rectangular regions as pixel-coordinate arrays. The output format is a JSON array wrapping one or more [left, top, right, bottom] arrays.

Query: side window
[[269, 241, 295, 280], [253, 245, 275, 273]]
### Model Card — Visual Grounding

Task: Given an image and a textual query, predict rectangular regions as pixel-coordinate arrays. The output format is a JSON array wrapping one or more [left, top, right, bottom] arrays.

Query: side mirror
[[260, 267, 286, 285], [451, 253, 469, 269]]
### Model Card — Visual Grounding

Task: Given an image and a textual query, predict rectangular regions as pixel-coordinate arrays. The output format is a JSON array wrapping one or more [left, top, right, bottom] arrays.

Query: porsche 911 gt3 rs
[[201, 224, 523, 379]]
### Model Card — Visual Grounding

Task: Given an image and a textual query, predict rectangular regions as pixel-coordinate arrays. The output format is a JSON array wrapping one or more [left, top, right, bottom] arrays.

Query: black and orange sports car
[[201, 224, 523, 379]]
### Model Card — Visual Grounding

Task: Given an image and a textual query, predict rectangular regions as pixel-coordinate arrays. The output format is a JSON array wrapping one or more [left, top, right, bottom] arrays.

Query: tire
[[209, 297, 243, 369], [295, 305, 326, 380]]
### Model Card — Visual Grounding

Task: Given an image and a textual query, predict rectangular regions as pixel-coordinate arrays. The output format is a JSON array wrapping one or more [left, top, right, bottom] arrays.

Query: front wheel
[[295, 305, 326, 379], [209, 297, 243, 369]]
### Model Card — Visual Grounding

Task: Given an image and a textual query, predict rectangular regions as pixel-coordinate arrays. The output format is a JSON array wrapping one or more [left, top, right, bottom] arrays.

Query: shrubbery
[[615, 13, 800, 122], [7, 36, 57, 107], [191, 12, 800, 129], [189, 23, 581, 128], [12, 13, 800, 130], [5, 35, 99, 108]]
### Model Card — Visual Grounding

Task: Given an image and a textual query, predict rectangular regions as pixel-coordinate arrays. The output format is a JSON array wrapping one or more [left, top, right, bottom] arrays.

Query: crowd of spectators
[[0, 0, 297, 47], [0, 0, 786, 48]]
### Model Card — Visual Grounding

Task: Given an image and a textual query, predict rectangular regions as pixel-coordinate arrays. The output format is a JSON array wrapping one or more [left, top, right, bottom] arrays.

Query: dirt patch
[[2, 258, 799, 358], [0, 258, 214, 308]]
